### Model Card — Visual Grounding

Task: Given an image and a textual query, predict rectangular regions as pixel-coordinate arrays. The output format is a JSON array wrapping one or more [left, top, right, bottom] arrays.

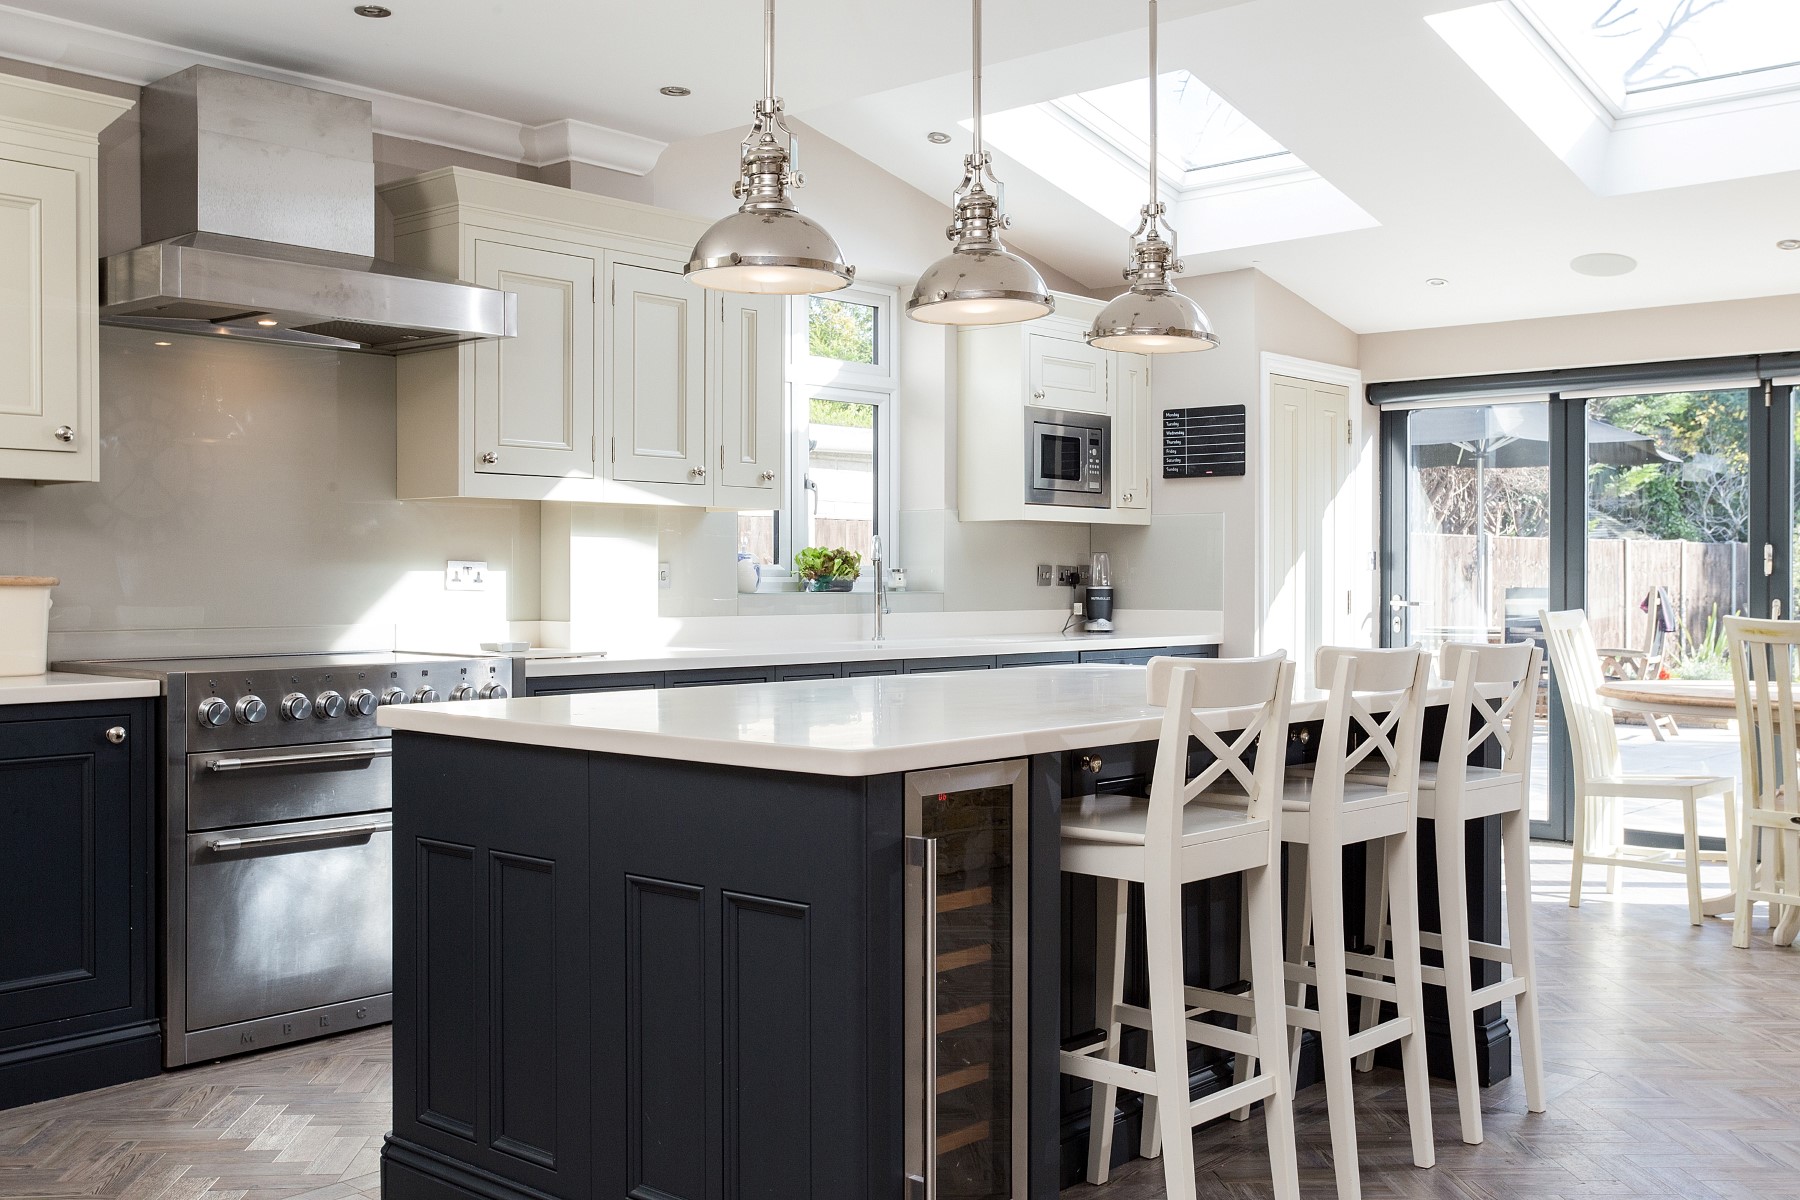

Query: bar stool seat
[[1061, 793, 1274, 848]]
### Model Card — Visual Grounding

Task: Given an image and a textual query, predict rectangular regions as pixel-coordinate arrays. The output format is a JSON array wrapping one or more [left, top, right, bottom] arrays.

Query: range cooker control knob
[[477, 682, 510, 700], [196, 696, 230, 727], [314, 690, 346, 719], [380, 687, 409, 706], [234, 696, 268, 725], [280, 692, 313, 721], [412, 686, 440, 705], [348, 689, 377, 717], [450, 684, 477, 701]]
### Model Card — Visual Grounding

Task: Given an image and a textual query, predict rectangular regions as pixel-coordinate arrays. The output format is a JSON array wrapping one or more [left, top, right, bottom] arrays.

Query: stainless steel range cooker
[[56, 651, 515, 1067]]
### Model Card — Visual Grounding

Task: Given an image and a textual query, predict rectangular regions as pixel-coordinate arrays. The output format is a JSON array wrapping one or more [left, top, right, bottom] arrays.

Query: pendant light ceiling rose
[[1086, 0, 1216, 354], [685, 0, 854, 295], [907, 0, 1054, 326]]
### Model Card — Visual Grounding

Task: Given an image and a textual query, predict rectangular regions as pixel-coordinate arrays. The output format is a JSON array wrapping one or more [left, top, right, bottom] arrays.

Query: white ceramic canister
[[0, 576, 57, 676]]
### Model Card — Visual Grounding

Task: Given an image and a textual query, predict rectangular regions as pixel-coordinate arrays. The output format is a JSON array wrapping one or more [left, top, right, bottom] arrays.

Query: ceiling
[[3, 0, 1798, 334]]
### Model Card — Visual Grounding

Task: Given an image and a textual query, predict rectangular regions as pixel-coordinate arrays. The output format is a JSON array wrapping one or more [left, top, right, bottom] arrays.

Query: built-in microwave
[[1024, 406, 1110, 509]]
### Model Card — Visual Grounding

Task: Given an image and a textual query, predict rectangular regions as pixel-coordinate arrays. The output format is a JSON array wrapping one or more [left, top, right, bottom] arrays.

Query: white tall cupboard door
[[713, 292, 783, 502], [1265, 374, 1353, 688], [610, 262, 707, 487], [470, 240, 596, 479], [1113, 353, 1153, 510], [1026, 334, 1109, 414], [0, 158, 80, 459]]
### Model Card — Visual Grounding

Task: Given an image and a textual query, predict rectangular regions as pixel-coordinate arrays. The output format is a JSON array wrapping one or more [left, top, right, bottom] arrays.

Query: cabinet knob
[[689, 465, 707, 480], [54, 426, 74, 443], [481, 451, 498, 464], [1123, 491, 1133, 503], [759, 470, 776, 483], [105, 726, 127, 745], [1031, 390, 1046, 402], [1079, 753, 1104, 774]]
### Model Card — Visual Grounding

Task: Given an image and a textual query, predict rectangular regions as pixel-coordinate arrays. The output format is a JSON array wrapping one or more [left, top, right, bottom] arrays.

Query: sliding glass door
[[1380, 376, 1796, 844]]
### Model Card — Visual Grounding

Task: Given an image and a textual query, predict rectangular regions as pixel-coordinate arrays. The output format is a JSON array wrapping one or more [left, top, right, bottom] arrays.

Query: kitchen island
[[377, 666, 1510, 1200]]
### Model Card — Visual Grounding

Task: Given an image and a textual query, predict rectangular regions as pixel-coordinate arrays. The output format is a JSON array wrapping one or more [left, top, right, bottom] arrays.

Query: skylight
[[1513, 0, 1800, 112], [1055, 70, 1297, 187]]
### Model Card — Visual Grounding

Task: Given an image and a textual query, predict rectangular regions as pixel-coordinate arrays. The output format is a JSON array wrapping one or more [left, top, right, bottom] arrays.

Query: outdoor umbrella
[[1404, 404, 1680, 626]]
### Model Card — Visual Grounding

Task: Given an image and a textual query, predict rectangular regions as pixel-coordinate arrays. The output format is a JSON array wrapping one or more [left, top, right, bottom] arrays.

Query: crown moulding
[[0, 4, 668, 176]]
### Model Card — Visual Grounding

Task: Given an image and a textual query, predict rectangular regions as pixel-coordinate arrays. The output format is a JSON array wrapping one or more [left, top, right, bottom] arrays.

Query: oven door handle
[[205, 821, 392, 853], [204, 746, 392, 773]]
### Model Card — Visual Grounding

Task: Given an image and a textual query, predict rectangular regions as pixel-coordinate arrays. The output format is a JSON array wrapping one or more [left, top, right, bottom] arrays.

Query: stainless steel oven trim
[[204, 820, 390, 852], [1024, 405, 1111, 509], [177, 992, 392, 1066], [203, 745, 392, 773]]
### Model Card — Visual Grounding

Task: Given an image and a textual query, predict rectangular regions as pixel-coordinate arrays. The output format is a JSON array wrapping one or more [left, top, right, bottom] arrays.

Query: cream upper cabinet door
[[712, 292, 783, 504], [1112, 353, 1153, 510], [610, 262, 708, 487], [1026, 334, 1109, 414], [0, 158, 80, 458], [1265, 374, 1353, 688], [470, 239, 596, 479]]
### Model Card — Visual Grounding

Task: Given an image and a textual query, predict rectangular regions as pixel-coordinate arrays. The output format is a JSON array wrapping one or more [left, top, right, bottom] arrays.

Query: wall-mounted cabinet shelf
[[0, 77, 132, 485], [956, 295, 1153, 526], [381, 168, 783, 510]]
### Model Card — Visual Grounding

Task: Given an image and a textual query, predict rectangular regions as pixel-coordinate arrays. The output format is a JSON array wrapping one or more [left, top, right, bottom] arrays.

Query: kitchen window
[[740, 284, 898, 585]]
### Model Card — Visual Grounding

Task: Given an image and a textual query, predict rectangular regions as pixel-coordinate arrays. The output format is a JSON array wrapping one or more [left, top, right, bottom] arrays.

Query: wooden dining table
[[1597, 677, 1738, 723]]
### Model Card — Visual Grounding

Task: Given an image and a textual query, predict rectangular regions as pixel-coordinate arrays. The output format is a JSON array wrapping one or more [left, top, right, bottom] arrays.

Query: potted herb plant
[[795, 546, 862, 592]]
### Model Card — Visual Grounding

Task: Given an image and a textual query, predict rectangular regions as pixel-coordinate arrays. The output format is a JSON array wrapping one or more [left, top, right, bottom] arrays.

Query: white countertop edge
[[521, 631, 1222, 678], [0, 672, 164, 706]]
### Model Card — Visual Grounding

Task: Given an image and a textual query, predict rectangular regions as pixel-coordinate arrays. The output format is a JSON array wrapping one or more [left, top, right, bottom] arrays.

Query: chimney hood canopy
[[100, 66, 514, 354]]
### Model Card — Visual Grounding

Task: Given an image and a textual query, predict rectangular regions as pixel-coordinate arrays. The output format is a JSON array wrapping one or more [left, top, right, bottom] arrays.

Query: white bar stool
[[1725, 615, 1800, 949], [1356, 641, 1547, 1146], [1268, 645, 1437, 1200], [1059, 654, 1300, 1200]]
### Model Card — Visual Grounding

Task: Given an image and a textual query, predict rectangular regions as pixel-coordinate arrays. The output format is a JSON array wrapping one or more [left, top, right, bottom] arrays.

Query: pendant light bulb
[[685, 0, 855, 295], [907, 0, 1054, 326], [1087, 0, 1217, 354]]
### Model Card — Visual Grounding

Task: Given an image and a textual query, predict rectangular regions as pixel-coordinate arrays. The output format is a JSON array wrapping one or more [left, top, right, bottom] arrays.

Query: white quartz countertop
[[379, 664, 1415, 777], [521, 631, 1220, 678], [0, 671, 162, 706]]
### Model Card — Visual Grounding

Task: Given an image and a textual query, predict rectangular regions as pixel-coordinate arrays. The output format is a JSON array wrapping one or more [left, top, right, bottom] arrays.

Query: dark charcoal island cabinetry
[[0, 698, 159, 1108]]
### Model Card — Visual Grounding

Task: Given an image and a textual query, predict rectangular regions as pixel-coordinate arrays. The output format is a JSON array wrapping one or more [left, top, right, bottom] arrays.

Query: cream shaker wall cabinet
[[0, 77, 132, 484], [955, 295, 1153, 526], [382, 168, 783, 508]]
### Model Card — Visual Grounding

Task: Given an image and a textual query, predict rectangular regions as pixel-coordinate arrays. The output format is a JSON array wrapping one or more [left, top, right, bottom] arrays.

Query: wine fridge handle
[[906, 834, 938, 1200]]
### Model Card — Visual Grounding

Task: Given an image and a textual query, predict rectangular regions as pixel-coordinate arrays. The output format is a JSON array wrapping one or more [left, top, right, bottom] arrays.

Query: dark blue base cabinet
[[0, 699, 159, 1109]]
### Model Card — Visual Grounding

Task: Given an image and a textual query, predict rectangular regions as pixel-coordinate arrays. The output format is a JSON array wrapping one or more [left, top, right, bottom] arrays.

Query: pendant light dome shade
[[907, 0, 1053, 327], [1086, 0, 1217, 355], [684, 0, 854, 295]]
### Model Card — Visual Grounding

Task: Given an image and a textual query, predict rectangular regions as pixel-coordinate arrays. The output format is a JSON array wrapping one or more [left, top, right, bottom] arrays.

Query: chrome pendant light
[[907, 0, 1054, 326], [1087, 0, 1217, 354], [685, 0, 855, 295]]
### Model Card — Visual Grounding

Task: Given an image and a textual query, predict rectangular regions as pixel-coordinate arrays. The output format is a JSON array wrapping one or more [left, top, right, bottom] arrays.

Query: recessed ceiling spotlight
[[659, 85, 691, 97], [1426, 277, 1448, 286], [153, 340, 173, 347], [1778, 238, 1800, 251], [926, 131, 953, 144], [256, 319, 280, 327], [353, 4, 392, 16], [1570, 252, 1637, 277]]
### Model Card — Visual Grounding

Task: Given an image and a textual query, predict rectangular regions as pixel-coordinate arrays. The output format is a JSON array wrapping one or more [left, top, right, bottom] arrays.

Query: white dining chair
[[1059, 654, 1300, 1200], [1725, 615, 1800, 949], [1541, 609, 1736, 924]]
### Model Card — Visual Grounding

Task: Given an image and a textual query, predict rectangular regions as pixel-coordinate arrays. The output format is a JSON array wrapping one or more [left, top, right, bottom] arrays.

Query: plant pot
[[808, 577, 855, 592]]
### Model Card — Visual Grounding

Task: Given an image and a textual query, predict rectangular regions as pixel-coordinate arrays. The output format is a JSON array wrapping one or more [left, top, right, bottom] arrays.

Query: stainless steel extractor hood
[[101, 66, 514, 353]]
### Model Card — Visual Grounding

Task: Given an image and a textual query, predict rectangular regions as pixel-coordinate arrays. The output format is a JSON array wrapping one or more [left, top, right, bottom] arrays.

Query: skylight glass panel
[[1068, 70, 1291, 174], [1518, 0, 1800, 98]]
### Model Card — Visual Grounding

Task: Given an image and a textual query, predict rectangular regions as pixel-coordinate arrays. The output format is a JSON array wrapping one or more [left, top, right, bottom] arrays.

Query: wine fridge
[[905, 759, 1031, 1200]]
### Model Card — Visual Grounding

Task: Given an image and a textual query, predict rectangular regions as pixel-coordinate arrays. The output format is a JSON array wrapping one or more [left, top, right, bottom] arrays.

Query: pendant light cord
[[1146, 0, 1158, 213], [763, 0, 776, 105], [971, 0, 984, 161]]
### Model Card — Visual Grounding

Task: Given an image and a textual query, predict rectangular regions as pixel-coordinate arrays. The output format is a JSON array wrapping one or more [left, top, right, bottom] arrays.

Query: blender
[[1084, 552, 1115, 633]]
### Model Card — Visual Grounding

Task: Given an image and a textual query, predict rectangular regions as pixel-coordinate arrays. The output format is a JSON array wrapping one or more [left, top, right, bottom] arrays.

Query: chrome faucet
[[870, 535, 888, 642]]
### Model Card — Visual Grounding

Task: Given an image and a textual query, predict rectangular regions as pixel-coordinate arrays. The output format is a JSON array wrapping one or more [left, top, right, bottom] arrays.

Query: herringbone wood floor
[[2, 847, 1796, 1200]]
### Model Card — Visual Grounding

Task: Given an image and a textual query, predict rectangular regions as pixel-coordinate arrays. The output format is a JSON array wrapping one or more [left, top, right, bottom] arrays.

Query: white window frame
[[752, 284, 899, 588]]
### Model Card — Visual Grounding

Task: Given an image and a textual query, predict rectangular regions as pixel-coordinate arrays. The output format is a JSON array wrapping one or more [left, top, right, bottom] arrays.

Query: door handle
[[205, 821, 391, 853], [905, 834, 938, 1200], [1387, 595, 1422, 610], [205, 746, 391, 773]]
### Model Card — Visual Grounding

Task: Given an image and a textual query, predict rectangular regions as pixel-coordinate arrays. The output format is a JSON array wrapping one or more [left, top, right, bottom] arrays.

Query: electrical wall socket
[[1036, 563, 1053, 586], [1055, 564, 1080, 587], [657, 562, 672, 589], [445, 560, 488, 591]]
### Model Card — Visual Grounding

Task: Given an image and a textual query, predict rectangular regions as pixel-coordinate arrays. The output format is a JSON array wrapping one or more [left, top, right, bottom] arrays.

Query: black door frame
[[1377, 369, 1796, 845]]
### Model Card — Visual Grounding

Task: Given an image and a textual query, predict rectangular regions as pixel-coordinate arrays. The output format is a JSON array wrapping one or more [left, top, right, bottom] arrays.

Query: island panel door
[[593, 757, 897, 1200]]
